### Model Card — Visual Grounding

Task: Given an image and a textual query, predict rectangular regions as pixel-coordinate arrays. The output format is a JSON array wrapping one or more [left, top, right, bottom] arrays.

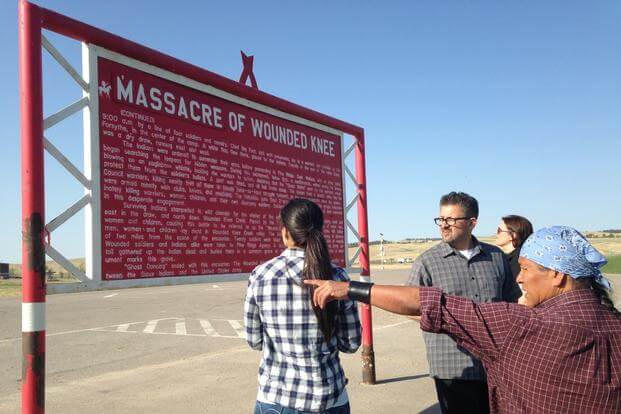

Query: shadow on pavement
[[375, 373, 429, 385], [418, 402, 441, 413]]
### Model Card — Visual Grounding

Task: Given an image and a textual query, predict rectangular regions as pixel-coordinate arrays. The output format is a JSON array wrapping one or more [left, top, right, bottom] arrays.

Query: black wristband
[[347, 281, 374, 304]]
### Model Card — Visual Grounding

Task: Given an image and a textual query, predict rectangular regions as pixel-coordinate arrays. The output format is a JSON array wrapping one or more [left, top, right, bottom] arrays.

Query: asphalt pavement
[[0, 269, 440, 413], [3, 269, 617, 413]]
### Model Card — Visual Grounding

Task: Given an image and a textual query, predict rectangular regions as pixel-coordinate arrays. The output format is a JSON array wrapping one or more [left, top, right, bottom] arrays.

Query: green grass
[[603, 255, 621, 275], [0, 279, 22, 298]]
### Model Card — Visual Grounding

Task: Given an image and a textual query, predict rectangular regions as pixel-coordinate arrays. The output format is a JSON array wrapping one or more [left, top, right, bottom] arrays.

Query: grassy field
[[0, 275, 83, 298], [0, 279, 22, 298], [602, 255, 621, 274], [349, 236, 621, 273], [0, 258, 83, 298]]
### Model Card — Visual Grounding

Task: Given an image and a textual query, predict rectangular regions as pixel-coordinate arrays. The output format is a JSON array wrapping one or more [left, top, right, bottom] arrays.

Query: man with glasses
[[407, 192, 521, 414]]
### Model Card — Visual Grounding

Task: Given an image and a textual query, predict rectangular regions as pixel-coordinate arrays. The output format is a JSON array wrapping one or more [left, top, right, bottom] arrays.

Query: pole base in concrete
[[361, 345, 376, 384]]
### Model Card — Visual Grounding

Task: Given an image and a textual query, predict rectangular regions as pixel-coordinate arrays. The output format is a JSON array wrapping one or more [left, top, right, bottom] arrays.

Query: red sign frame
[[18, 1, 377, 412]]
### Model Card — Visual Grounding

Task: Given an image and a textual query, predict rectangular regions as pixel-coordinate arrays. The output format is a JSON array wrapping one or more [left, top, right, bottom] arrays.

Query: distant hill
[[585, 231, 621, 239], [8, 230, 620, 274], [8, 258, 84, 278]]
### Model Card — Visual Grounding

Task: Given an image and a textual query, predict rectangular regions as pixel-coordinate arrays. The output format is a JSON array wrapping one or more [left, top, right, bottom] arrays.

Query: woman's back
[[245, 198, 361, 413], [245, 248, 361, 411]]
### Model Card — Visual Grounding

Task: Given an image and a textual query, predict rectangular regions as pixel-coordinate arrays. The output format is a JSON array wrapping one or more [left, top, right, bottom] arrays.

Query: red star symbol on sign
[[239, 51, 258, 89]]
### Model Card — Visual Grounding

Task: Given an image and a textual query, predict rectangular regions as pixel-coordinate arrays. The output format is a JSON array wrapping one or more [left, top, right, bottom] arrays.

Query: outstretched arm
[[306, 279, 529, 364], [305, 280, 421, 316]]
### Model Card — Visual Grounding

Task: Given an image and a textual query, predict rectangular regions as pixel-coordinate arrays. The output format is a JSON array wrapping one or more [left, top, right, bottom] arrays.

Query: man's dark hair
[[440, 191, 479, 218]]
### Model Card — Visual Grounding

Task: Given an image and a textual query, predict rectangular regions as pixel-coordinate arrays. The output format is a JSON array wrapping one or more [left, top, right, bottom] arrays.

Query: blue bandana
[[520, 226, 611, 289]]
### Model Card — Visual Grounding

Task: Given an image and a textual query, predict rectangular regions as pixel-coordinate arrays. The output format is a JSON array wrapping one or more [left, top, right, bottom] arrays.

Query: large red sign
[[97, 57, 345, 280]]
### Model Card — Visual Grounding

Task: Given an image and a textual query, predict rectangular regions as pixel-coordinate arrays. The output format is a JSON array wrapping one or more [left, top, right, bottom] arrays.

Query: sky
[[1, 1, 620, 263]]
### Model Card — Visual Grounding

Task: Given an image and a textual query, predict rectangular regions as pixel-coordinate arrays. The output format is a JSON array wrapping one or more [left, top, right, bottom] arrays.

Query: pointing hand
[[303, 279, 349, 309]]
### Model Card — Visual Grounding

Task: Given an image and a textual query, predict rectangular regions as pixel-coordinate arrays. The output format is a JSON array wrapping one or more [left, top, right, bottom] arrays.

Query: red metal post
[[19, 0, 46, 412], [354, 131, 376, 384]]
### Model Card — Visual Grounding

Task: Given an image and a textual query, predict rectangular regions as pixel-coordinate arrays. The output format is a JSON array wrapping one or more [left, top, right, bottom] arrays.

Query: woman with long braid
[[245, 198, 361, 414]]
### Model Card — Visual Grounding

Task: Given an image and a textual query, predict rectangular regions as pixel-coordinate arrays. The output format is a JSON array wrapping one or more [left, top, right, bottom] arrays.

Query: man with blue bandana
[[306, 226, 621, 413], [518, 226, 613, 304]]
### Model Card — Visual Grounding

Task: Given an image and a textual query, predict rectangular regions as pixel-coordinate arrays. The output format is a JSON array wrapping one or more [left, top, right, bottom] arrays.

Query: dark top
[[507, 247, 521, 280], [420, 287, 621, 413]]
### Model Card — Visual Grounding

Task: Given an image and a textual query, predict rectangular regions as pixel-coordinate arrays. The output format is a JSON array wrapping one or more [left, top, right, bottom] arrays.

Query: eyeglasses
[[497, 227, 513, 235], [434, 217, 471, 226]]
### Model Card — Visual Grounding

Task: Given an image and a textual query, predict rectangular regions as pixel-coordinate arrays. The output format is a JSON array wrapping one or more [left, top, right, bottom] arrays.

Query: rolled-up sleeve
[[244, 279, 263, 350], [419, 287, 529, 364]]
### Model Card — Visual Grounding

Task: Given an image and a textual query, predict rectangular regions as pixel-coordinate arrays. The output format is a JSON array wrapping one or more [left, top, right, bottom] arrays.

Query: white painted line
[[375, 320, 414, 331], [2, 318, 248, 343], [101, 329, 138, 335], [141, 318, 182, 334], [116, 323, 131, 332], [199, 319, 219, 337], [1, 324, 109, 343], [175, 320, 187, 335], [22, 302, 46, 333], [103, 293, 119, 298], [1, 319, 167, 343], [228, 320, 246, 339], [143, 320, 158, 334], [143, 331, 243, 339], [150, 332, 206, 337], [204, 285, 237, 291]]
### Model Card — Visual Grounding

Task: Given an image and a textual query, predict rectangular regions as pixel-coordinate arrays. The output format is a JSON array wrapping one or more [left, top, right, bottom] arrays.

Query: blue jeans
[[253, 401, 350, 414]]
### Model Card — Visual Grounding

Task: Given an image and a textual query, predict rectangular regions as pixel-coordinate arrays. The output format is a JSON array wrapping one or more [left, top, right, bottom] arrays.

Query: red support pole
[[19, 1, 46, 413], [354, 131, 376, 384]]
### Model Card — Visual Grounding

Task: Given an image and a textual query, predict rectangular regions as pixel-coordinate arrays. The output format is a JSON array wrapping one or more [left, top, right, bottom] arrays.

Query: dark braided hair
[[576, 278, 621, 318], [591, 281, 621, 318], [280, 198, 337, 341]]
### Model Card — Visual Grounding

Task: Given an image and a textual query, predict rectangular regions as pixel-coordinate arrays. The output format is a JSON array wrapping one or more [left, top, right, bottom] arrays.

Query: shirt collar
[[441, 236, 485, 259], [536, 288, 600, 311], [281, 247, 305, 258]]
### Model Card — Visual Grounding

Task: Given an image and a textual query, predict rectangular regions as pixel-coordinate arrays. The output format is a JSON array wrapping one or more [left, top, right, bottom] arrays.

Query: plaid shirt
[[420, 287, 621, 413], [244, 248, 361, 412], [407, 238, 521, 379]]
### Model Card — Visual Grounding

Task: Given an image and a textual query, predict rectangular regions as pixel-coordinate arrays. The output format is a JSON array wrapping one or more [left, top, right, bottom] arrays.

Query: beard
[[441, 229, 456, 243]]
